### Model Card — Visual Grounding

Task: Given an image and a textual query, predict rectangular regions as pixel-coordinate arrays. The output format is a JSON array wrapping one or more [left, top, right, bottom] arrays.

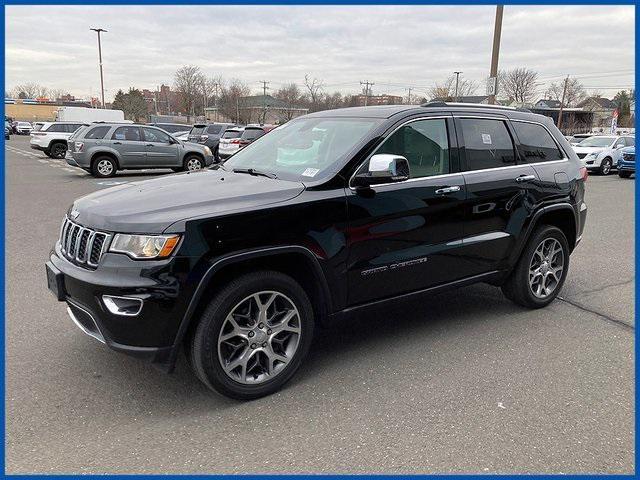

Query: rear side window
[[207, 125, 223, 135], [112, 126, 141, 141], [33, 123, 45, 132], [67, 124, 83, 133], [242, 128, 265, 141], [190, 126, 206, 136], [46, 124, 66, 133], [460, 118, 515, 170], [85, 126, 111, 139], [624, 137, 635, 147], [512, 121, 564, 162]]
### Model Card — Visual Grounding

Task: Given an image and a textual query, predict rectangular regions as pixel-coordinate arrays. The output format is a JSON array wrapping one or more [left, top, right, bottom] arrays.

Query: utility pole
[[487, 5, 503, 105], [360, 80, 374, 106], [259, 80, 270, 124], [236, 97, 240, 124], [406, 87, 413, 105], [213, 82, 219, 122], [90, 28, 107, 108], [453, 71, 463, 102], [557, 75, 569, 131]]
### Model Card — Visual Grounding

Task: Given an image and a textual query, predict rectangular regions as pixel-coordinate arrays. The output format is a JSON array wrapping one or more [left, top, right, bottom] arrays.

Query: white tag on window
[[482, 134, 492, 144], [302, 168, 320, 177]]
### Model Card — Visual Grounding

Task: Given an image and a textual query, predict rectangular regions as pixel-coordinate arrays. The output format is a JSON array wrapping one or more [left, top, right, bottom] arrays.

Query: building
[[534, 99, 562, 109], [530, 107, 594, 135], [432, 95, 490, 104], [351, 94, 403, 107], [577, 97, 618, 129]]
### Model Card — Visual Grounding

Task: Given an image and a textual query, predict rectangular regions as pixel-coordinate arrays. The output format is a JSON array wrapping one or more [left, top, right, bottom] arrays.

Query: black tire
[[91, 156, 117, 178], [183, 155, 204, 172], [599, 157, 613, 175], [501, 225, 570, 309], [49, 142, 67, 159], [618, 171, 632, 178], [190, 271, 315, 400]]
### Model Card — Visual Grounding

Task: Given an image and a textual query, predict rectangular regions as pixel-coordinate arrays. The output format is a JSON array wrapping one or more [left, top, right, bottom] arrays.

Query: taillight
[[75, 142, 84, 152], [199, 135, 209, 142], [231, 139, 241, 144], [239, 139, 250, 145], [579, 167, 588, 182]]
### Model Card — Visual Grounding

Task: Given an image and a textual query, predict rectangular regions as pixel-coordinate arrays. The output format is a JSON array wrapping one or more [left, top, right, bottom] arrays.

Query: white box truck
[[55, 106, 127, 123]]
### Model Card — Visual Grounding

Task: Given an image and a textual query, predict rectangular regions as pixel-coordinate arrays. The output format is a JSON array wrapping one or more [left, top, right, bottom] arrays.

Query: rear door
[[142, 127, 180, 167], [346, 115, 468, 305], [455, 115, 539, 275], [110, 126, 146, 167]]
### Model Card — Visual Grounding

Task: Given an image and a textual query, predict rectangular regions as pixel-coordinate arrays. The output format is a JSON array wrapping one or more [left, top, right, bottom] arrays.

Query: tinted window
[[460, 118, 515, 170], [190, 126, 206, 136], [112, 126, 141, 141], [142, 127, 171, 143], [85, 126, 111, 139], [207, 125, 223, 135], [157, 124, 188, 133], [624, 137, 635, 147], [222, 130, 243, 139], [241, 128, 265, 141], [376, 118, 449, 178], [512, 121, 564, 162], [46, 124, 66, 133]]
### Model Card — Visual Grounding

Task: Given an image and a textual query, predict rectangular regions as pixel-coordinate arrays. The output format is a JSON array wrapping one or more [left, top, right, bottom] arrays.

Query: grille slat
[[59, 217, 110, 269]]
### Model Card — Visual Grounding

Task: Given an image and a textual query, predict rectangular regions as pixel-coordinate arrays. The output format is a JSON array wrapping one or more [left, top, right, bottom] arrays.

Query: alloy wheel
[[187, 158, 203, 171], [528, 237, 564, 299], [97, 159, 114, 176], [217, 291, 302, 385]]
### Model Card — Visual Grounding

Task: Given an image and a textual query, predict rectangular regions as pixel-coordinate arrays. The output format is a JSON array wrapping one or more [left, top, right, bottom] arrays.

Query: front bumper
[[617, 160, 635, 172], [46, 243, 196, 369]]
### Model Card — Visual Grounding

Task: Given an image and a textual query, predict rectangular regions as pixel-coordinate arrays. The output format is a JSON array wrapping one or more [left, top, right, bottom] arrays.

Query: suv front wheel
[[501, 225, 570, 308], [91, 156, 117, 178], [190, 271, 314, 400]]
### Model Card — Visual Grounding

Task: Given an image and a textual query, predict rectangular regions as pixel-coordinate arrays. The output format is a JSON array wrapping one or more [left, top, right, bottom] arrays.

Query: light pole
[[453, 71, 462, 102], [487, 6, 504, 105], [90, 28, 107, 108]]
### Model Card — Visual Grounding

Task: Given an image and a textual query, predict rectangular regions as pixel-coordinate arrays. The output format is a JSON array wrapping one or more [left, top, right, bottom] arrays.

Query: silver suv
[[67, 123, 214, 178]]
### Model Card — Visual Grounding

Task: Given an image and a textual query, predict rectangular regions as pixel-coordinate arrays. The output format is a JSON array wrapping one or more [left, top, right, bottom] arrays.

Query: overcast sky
[[5, 5, 635, 102]]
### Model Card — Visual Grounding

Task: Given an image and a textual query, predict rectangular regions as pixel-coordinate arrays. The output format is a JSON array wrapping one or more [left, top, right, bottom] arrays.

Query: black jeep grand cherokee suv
[[46, 103, 587, 400]]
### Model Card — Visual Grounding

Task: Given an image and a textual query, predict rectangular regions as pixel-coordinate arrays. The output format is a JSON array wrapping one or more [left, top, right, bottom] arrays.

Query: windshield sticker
[[482, 134, 492, 144], [302, 168, 320, 177]]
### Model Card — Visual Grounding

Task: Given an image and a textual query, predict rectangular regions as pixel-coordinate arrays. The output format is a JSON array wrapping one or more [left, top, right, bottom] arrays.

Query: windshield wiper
[[232, 168, 277, 179]]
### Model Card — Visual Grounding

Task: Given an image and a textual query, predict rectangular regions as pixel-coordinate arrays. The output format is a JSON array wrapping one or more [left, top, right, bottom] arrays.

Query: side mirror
[[353, 154, 410, 188]]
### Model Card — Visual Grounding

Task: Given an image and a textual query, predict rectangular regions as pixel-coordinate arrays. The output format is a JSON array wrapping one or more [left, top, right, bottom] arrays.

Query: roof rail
[[421, 101, 533, 113]]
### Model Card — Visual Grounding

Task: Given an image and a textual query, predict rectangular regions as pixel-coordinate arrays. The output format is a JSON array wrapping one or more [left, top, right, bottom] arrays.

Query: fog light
[[102, 295, 143, 316]]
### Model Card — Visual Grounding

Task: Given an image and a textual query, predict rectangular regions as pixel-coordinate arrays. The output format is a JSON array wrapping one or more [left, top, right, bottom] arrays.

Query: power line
[[360, 80, 374, 106]]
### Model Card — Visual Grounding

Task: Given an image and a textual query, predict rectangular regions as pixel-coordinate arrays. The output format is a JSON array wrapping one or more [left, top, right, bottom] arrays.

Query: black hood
[[71, 169, 305, 233]]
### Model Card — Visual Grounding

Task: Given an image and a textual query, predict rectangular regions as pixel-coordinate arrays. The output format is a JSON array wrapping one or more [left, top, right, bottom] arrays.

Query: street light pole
[[488, 5, 503, 105], [453, 71, 462, 102], [90, 28, 107, 109]]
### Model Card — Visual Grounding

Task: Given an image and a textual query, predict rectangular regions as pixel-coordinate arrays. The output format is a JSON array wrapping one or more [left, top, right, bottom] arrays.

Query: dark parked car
[[148, 122, 192, 135], [66, 123, 214, 177], [617, 146, 635, 178], [46, 103, 587, 400], [187, 122, 237, 161]]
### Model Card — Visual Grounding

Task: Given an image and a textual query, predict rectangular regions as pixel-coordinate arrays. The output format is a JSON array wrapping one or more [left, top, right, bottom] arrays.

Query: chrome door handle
[[516, 174, 536, 183], [435, 185, 461, 194], [146, 144, 154, 147], [113, 141, 122, 145]]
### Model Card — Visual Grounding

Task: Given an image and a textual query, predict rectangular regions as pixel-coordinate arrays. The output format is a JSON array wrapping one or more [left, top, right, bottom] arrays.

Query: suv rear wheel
[[501, 225, 569, 308], [91, 156, 117, 178], [49, 142, 67, 159], [190, 271, 314, 400]]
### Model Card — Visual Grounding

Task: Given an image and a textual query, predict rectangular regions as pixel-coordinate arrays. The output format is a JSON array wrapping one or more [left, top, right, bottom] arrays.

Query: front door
[[346, 116, 468, 306], [454, 116, 539, 276], [110, 126, 146, 168], [142, 127, 180, 167]]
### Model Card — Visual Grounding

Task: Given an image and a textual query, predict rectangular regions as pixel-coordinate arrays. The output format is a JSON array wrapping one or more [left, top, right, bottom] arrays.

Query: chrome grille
[[59, 217, 111, 268]]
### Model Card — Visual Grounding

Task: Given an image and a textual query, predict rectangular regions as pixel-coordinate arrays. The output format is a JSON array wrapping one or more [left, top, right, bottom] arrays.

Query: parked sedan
[[16, 121, 33, 135], [573, 135, 635, 175], [67, 123, 214, 178], [617, 147, 635, 178]]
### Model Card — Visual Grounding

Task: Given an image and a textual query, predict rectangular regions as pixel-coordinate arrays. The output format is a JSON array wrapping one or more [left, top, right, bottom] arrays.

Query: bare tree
[[429, 75, 477, 101], [12, 83, 49, 99], [545, 78, 587, 107], [219, 79, 251, 124], [174, 65, 205, 120], [498, 68, 539, 104], [304, 75, 324, 112], [274, 83, 304, 121]]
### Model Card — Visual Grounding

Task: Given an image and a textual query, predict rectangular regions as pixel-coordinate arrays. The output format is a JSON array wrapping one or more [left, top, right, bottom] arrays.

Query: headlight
[[110, 234, 180, 259], [204, 146, 212, 155]]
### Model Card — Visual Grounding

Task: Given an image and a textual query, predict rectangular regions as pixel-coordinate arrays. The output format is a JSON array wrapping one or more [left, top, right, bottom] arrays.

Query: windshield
[[578, 136, 615, 147], [223, 117, 382, 182], [189, 126, 206, 136]]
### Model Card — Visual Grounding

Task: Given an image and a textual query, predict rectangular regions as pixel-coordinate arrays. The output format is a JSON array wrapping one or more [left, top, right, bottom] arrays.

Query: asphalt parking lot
[[5, 134, 635, 474]]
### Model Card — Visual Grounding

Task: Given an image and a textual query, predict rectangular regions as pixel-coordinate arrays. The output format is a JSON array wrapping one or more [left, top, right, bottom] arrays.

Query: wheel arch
[[168, 246, 332, 371], [90, 150, 120, 169], [517, 203, 578, 258], [48, 138, 68, 149]]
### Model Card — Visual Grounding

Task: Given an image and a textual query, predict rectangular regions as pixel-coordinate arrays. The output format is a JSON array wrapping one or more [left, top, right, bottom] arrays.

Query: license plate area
[[45, 261, 66, 301]]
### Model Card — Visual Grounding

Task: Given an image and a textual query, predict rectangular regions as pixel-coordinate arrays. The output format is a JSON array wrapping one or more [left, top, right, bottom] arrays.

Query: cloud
[[5, 5, 635, 101]]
